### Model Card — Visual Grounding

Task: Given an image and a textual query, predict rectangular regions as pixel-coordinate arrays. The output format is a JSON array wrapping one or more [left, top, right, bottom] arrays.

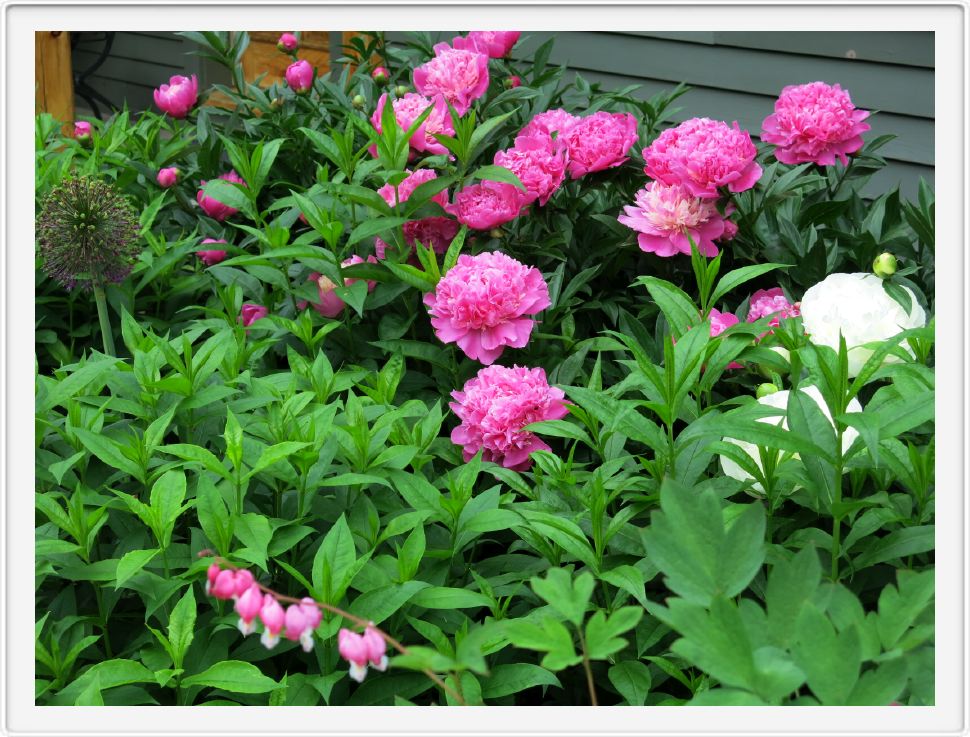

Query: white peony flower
[[719, 385, 862, 492], [799, 272, 926, 377]]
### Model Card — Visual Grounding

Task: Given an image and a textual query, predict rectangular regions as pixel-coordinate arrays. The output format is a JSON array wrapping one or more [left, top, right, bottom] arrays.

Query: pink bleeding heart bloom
[[156, 167, 179, 188], [376, 217, 460, 263], [240, 303, 269, 327], [450, 365, 569, 470], [234, 584, 264, 636], [747, 287, 800, 334], [197, 170, 246, 221], [283, 603, 309, 643], [413, 43, 489, 116], [232, 569, 254, 598], [285, 59, 314, 94], [297, 598, 321, 652], [562, 111, 639, 179], [300, 255, 378, 319], [520, 109, 579, 140], [73, 121, 92, 140], [371, 93, 455, 156], [378, 168, 448, 209], [204, 563, 221, 596], [196, 238, 229, 266], [618, 181, 733, 258], [494, 135, 568, 206], [709, 308, 743, 369], [259, 595, 286, 650], [424, 251, 550, 365], [338, 626, 389, 683], [452, 31, 521, 58], [211, 569, 238, 600], [446, 181, 529, 231], [643, 117, 762, 198], [153, 75, 199, 119], [277, 33, 299, 53], [762, 82, 871, 166]]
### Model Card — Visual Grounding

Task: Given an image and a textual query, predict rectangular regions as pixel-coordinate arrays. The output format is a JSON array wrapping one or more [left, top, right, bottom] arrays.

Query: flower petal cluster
[[561, 111, 639, 179], [301, 255, 378, 319], [197, 170, 246, 221], [377, 168, 448, 209], [285, 60, 314, 94], [240, 303, 268, 327], [452, 31, 521, 58], [372, 93, 456, 156], [761, 81, 870, 166], [643, 117, 762, 198], [413, 43, 489, 115], [277, 33, 299, 53], [747, 287, 800, 328], [376, 218, 460, 262], [153, 75, 199, 118], [196, 238, 228, 266], [445, 181, 528, 230], [450, 365, 569, 470], [494, 135, 568, 206], [74, 121, 92, 140], [520, 109, 579, 140], [424, 251, 549, 365], [156, 167, 179, 188], [799, 272, 926, 376], [338, 626, 389, 683], [618, 181, 732, 257]]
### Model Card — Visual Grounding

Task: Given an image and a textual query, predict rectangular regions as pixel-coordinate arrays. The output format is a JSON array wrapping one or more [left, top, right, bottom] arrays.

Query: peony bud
[[270, 97, 284, 110], [74, 121, 92, 142], [371, 66, 389, 85], [504, 75, 522, 90], [756, 382, 780, 399], [488, 228, 505, 239], [277, 33, 299, 53], [352, 94, 366, 109], [285, 59, 314, 94], [872, 252, 897, 279], [153, 75, 199, 119], [240, 303, 269, 327], [156, 167, 179, 188], [393, 84, 409, 97]]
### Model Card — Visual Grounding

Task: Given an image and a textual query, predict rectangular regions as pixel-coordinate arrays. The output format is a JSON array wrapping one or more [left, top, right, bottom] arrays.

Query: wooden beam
[[35, 31, 75, 130]]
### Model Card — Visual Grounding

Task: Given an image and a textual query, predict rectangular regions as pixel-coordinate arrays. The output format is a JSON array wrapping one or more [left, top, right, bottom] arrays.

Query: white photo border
[[4, 2, 966, 735]]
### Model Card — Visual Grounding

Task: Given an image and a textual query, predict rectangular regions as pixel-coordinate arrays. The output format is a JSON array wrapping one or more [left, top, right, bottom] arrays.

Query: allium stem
[[93, 284, 116, 356]]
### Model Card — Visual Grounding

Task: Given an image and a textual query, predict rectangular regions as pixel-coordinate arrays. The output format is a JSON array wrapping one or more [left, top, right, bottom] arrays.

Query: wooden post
[[35, 31, 75, 129]]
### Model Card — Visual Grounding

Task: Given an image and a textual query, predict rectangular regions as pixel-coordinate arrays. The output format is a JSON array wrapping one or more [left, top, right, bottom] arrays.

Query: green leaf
[[312, 514, 357, 602], [36, 356, 119, 414], [149, 470, 188, 548], [73, 675, 104, 706], [233, 512, 274, 572], [853, 526, 934, 570], [196, 475, 233, 556], [503, 617, 582, 671], [530, 568, 595, 628], [348, 581, 430, 625], [158, 443, 232, 481], [200, 178, 252, 215], [584, 606, 643, 659], [410, 586, 492, 610], [181, 660, 278, 693], [765, 547, 822, 649], [636, 277, 698, 338], [471, 164, 527, 191], [72, 428, 145, 483], [792, 603, 860, 705], [167, 586, 197, 670], [245, 441, 311, 479], [845, 660, 908, 705], [482, 664, 562, 699], [709, 263, 790, 308], [114, 548, 160, 589], [347, 217, 408, 247], [608, 661, 652, 705], [875, 569, 934, 650]]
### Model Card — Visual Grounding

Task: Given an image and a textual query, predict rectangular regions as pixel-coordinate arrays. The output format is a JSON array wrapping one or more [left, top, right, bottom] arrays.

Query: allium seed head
[[37, 176, 140, 291]]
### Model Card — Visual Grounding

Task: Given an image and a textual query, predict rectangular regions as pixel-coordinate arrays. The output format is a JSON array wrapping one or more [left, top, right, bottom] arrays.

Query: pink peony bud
[[285, 59, 314, 94], [73, 121, 92, 141], [196, 238, 229, 266], [204, 562, 221, 596], [259, 595, 286, 649], [299, 255, 377, 318], [156, 167, 179, 188], [708, 308, 743, 369], [504, 75, 521, 90], [234, 584, 263, 635], [211, 569, 237, 600], [445, 181, 529, 231], [239, 303, 269, 328], [453, 31, 521, 59], [197, 170, 246, 221], [371, 66, 389, 85], [277, 33, 299, 53], [153, 75, 199, 119]]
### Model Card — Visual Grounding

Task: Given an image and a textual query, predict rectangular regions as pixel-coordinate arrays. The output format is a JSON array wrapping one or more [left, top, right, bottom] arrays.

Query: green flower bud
[[352, 94, 366, 109], [872, 252, 897, 279], [394, 85, 409, 97], [756, 382, 780, 399]]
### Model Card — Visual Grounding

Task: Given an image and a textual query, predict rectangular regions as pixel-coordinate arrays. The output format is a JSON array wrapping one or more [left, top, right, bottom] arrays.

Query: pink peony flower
[[259, 594, 286, 649], [234, 584, 263, 636], [494, 135, 568, 206], [709, 308, 742, 369], [277, 32, 299, 53], [240, 303, 268, 327], [450, 364, 569, 470], [197, 170, 246, 221], [372, 93, 455, 156], [520, 109, 579, 140], [376, 217, 460, 262], [617, 181, 732, 257], [761, 81, 871, 166], [285, 59, 314, 94], [378, 168, 448, 209], [562, 111, 639, 179], [445, 181, 528, 230], [73, 121, 92, 140], [196, 238, 229, 266], [452, 31, 521, 58], [156, 166, 179, 188], [413, 43, 489, 116], [153, 75, 199, 119], [300, 255, 378, 318], [747, 287, 800, 332], [339, 626, 389, 683], [424, 251, 550, 365], [643, 117, 762, 198]]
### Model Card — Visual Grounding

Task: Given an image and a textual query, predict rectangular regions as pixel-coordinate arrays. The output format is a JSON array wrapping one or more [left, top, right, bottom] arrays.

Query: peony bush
[[34, 30, 935, 708]]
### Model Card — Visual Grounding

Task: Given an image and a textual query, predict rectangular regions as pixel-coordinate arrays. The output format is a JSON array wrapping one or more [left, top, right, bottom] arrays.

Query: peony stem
[[202, 552, 467, 705], [92, 284, 116, 356]]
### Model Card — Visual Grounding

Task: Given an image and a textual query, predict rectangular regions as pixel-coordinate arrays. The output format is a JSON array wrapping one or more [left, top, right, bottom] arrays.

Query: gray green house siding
[[72, 31, 933, 198]]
